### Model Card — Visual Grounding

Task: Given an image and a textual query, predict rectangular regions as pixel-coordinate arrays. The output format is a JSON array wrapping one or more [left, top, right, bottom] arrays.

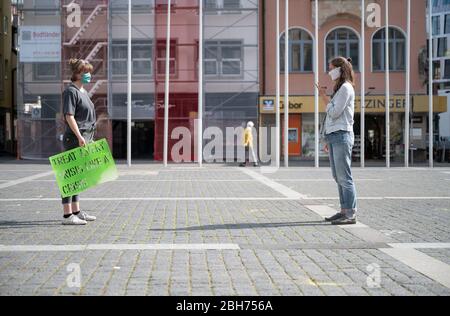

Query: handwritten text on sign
[[49, 139, 118, 198]]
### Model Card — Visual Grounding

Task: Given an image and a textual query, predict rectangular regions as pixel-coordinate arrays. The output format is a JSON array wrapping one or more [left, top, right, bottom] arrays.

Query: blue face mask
[[81, 72, 92, 84]]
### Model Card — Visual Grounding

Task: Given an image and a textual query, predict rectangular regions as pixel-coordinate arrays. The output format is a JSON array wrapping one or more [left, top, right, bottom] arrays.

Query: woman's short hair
[[69, 58, 93, 82]]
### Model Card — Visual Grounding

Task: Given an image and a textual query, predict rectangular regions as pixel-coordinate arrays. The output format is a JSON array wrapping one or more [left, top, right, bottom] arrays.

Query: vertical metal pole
[[405, 0, 411, 167], [276, 0, 280, 168], [428, 0, 434, 168], [314, 0, 319, 168], [198, 0, 203, 167], [127, 0, 132, 167], [164, 0, 172, 167], [360, 0, 365, 168], [284, 0, 289, 167], [385, 0, 390, 168]]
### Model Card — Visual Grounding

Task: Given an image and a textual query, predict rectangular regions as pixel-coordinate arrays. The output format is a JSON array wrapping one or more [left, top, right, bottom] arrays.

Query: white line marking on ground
[[0, 170, 51, 172], [0, 171, 54, 189], [380, 248, 450, 289], [0, 243, 241, 252], [304, 197, 450, 200], [389, 243, 450, 249], [29, 179, 257, 183], [274, 179, 382, 182], [0, 197, 295, 202], [239, 168, 306, 199], [118, 171, 159, 176]]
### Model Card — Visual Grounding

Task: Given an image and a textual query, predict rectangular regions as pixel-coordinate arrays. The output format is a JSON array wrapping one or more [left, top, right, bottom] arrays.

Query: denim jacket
[[321, 82, 355, 139]]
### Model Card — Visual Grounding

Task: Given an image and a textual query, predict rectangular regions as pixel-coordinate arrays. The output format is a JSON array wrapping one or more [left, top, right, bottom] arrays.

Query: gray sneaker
[[62, 214, 87, 225], [76, 210, 96, 222], [331, 216, 357, 225], [325, 212, 345, 222]]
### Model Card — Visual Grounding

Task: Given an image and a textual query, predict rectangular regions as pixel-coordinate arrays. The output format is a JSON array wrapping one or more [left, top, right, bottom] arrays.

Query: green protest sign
[[49, 138, 118, 198]]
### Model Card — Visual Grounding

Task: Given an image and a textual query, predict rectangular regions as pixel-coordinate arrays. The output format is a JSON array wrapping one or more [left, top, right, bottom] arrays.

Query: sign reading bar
[[49, 139, 118, 198]]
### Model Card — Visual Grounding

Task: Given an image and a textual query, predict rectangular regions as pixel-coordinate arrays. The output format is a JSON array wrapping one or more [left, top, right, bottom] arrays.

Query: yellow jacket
[[243, 127, 253, 147]]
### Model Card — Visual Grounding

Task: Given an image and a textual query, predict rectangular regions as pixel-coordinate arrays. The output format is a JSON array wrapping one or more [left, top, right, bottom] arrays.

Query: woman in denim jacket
[[317, 56, 358, 225]]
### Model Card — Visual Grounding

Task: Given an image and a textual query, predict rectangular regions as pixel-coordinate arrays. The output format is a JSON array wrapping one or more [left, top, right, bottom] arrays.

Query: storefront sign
[[49, 139, 118, 198], [259, 95, 447, 114], [19, 26, 61, 62]]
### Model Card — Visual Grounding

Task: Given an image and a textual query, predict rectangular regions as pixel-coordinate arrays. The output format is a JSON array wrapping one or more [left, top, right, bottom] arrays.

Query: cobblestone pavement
[[0, 161, 449, 296]]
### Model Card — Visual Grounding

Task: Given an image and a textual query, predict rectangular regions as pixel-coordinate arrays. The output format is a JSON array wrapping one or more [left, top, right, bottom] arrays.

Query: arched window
[[326, 28, 359, 71], [280, 28, 313, 73], [372, 27, 406, 71]]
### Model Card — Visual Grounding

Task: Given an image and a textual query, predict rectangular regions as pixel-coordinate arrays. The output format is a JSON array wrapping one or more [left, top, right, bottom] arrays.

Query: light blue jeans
[[325, 130, 357, 219]]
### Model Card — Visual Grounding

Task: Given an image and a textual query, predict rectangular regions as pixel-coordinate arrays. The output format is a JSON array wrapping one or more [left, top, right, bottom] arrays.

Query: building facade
[[431, 0, 450, 146], [13, 0, 449, 164], [0, 0, 18, 156], [15, 0, 258, 161], [260, 0, 446, 164]]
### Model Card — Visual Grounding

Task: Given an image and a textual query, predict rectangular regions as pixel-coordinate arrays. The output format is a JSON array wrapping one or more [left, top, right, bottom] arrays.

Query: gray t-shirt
[[63, 82, 96, 135]]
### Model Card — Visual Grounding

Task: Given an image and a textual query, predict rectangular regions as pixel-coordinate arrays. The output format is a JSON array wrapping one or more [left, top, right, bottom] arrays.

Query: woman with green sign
[[60, 58, 97, 225]]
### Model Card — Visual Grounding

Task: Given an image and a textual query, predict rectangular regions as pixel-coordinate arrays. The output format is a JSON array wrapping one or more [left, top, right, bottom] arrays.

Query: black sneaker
[[331, 217, 357, 225], [325, 212, 345, 222]]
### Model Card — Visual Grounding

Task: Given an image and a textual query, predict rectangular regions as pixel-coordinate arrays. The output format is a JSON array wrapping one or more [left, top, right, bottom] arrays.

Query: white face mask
[[328, 67, 342, 81]]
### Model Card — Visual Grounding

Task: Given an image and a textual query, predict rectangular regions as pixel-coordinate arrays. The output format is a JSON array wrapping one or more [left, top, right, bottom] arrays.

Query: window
[[437, 37, 448, 57], [445, 59, 450, 79], [445, 14, 450, 34], [205, 0, 218, 10], [2, 16, 7, 35], [325, 28, 359, 71], [223, 0, 241, 13], [157, 40, 176, 75], [280, 28, 313, 73], [111, 0, 154, 12], [204, 40, 243, 76], [433, 61, 441, 80], [372, 27, 406, 71], [204, 0, 241, 14], [432, 16, 440, 36], [111, 40, 153, 77], [0, 55, 3, 98], [33, 63, 60, 81], [34, 0, 60, 16]]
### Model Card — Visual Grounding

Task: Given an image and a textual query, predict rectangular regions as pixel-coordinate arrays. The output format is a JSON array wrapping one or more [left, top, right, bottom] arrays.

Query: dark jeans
[[61, 130, 94, 205]]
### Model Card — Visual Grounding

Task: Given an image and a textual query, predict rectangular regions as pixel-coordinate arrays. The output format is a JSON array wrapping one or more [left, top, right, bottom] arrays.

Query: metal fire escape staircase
[[63, 3, 107, 97]]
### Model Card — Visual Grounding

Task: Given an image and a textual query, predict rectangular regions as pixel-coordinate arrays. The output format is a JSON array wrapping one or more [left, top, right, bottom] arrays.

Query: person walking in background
[[61, 58, 98, 225], [317, 57, 358, 225], [240, 121, 259, 167]]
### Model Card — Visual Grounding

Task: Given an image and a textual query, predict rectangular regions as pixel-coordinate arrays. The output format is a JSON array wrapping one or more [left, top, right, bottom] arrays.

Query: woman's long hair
[[330, 57, 355, 97], [69, 58, 93, 82]]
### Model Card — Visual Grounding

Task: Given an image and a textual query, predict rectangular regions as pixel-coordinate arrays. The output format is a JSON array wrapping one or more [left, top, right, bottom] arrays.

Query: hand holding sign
[[50, 139, 118, 198]]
